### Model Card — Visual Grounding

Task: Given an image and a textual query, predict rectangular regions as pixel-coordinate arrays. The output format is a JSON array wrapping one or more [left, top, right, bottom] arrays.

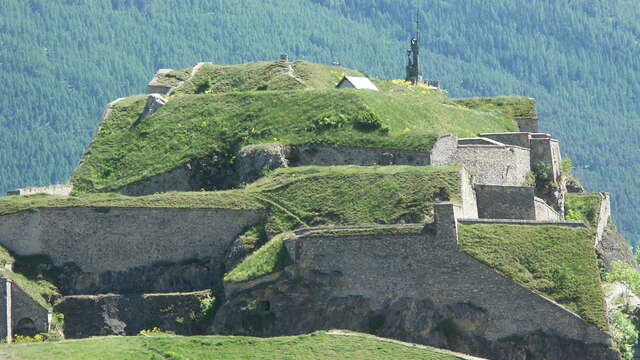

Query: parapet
[[147, 69, 174, 95], [6, 184, 72, 197]]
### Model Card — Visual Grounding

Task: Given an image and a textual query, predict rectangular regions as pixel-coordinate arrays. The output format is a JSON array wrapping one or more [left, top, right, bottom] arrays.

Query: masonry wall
[[11, 284, 49, 337], [290, 145, 431, 167], [534, 197, 561, 221], [0, 208, 265, 294], [451, 145, 531, 186], [530, 137, 561, 182], [475, 185, 535, 220], [479, 132, 531, 149], [515, 117, 539, 133]]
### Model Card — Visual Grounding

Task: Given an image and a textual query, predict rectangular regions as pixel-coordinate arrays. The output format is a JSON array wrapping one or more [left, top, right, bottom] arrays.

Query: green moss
[[1, 331, 467, 359], [71, 61, 519, 193], [565, 193, 602, 227], [225, 232, 295, 283], [0, 245, 14, 265], [458, 224, 607, 331]]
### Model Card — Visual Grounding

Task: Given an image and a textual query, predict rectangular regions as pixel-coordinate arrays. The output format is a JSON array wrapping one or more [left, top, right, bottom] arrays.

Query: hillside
[[0, 331, 483, 360], [70, 61, 525, 193], [1, 0, 640, 245]]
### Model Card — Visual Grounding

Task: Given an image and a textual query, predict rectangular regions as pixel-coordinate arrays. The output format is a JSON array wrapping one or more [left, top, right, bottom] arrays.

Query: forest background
[[1, 0, 639, 246]]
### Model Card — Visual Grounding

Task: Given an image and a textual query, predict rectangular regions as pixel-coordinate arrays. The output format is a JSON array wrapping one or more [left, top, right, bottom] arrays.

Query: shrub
[[611, 309, 638, 360], [353, 110, 383, 131], [311, 112, 349, 131]]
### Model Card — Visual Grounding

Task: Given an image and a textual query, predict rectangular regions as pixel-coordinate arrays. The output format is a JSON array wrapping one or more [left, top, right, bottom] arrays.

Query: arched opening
[[15, 318, 36, 337]]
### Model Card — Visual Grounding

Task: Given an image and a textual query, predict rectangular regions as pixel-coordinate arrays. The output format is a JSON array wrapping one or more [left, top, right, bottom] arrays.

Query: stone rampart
[[530, 135, 562, 182], [290, 145, 431, 167], [6, 184, 73, 197], [478, 132, 531, 149], [0, 208, 265, 294], [475, 185, 535, 220], [0, 278, 49, 339], [458, 218, 586, 227], [452, 145, 531, 186], [55, 291, 211, 338], [215, 205, 613, 360], [515, 117, 539, 133]]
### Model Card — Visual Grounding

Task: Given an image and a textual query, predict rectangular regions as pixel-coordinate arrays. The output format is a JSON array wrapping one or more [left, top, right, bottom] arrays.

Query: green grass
[[170, 61, 365, 95], [225, 232, 295, 283], [154, 67, 192, 87], [451, 96, 537, 119], [250, 166, 463, 234], [458, 224, 607, 330], [0, 269, 58, 311], [565, 193, 602, 227], [71, 61, 519, 193], [0, 191, 265, 216], [0, 245, 14, 265], [0, 331, 469, 360]]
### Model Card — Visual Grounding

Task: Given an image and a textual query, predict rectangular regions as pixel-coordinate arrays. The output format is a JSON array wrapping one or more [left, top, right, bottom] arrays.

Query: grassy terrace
[[0, 331, 473, 360], [458, 224, 607, 330], [450, 96, 537, 119], [565, 193, 602, 227], [0, 191, 265, 216], [71, 61, 521, 193]]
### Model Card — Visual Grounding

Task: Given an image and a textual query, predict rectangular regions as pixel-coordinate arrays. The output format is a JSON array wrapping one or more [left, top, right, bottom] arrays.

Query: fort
[[0, 56, 635, 360]]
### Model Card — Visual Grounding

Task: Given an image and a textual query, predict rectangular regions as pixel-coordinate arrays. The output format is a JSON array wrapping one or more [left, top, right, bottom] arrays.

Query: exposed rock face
[[597, 222, 640, 272], [214, 270, 617, 360], [137, 94, 167, 124], [234, 144, 290, 185], [55, 291, 210, 338]]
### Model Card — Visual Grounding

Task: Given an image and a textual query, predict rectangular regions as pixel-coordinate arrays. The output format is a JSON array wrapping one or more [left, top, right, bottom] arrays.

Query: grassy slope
[[458, 224, 607, 331], [226, 166, 462, 282], [565, 193, 602, 227], [0, 332, 470, 360], [71, 61, 520, 193]]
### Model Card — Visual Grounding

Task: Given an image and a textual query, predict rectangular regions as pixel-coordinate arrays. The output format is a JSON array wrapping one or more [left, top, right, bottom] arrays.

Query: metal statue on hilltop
[[405, 10, 422, 85]]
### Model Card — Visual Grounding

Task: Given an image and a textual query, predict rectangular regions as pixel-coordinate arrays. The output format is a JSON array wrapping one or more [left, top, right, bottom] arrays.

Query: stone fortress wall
[[0, 208, 265, 295], [6, 184, 72, 197], [214, 204, 615, 360]]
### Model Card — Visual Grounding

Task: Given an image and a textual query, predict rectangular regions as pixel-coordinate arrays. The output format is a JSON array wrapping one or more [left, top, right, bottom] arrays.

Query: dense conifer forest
[[1, 0, 639, 245]]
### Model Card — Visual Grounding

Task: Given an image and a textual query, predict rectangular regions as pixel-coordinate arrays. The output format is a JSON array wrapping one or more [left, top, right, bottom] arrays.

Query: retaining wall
[[451, 145, 531, 186], [530, 136, 561, 182], [475, 185, 535, 220], [290, 145, 431, 167], [0, 208, 265, 294]]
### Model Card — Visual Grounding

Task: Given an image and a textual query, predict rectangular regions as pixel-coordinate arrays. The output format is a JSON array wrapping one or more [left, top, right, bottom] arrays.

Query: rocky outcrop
[[55, 291, 211, 338], [234, 144, 290, 185], [597, 222, 640, 272], [136, 94, 167, 124]]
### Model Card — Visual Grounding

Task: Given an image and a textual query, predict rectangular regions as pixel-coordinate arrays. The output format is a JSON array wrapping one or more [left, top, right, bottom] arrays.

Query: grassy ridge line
[[458, 223, 607, 331], [0, 331, 470, 360]]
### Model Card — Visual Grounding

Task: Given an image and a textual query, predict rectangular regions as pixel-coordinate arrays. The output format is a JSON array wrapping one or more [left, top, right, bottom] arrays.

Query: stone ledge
[[459, 218, 586, 227]]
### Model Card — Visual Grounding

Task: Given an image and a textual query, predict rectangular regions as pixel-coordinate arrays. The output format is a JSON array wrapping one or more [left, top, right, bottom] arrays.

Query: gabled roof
[[337, 76, 379, 91]]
